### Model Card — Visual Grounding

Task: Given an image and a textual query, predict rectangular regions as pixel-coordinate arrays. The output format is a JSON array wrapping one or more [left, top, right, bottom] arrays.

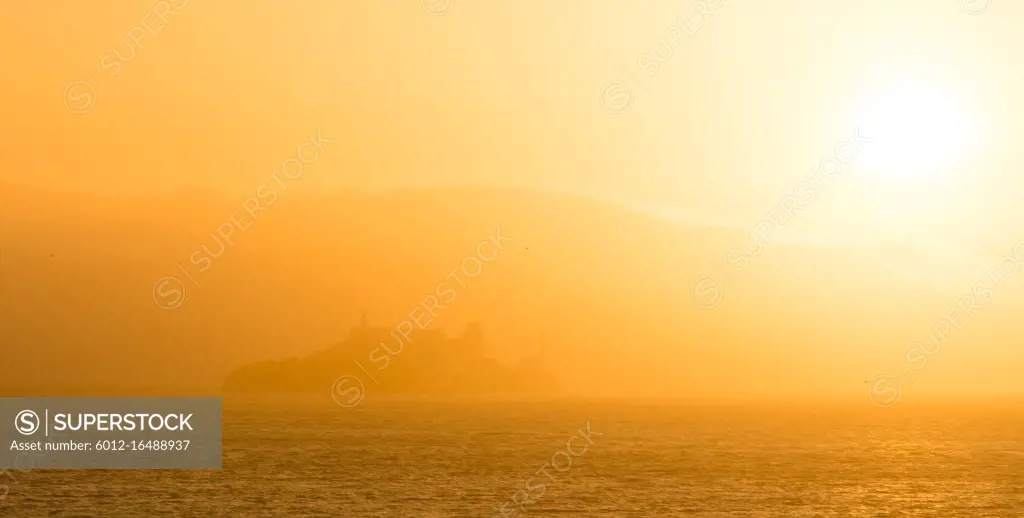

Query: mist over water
[[4, 1, 1024, 515]]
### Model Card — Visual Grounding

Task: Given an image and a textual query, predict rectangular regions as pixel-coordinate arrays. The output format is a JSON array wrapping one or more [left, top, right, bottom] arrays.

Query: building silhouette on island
[[224, 312, 557, 396]]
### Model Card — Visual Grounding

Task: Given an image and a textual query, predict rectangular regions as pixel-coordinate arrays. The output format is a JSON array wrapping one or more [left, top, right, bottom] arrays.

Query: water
[[2, 399, 1022, 517]]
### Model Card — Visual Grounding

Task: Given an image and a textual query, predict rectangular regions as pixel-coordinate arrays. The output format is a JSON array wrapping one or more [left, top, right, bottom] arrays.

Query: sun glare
[[855, 81, 977, 183]]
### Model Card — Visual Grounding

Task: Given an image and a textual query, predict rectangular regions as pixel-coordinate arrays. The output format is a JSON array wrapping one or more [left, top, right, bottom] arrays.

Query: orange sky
[[3, 1, 1024, 400], [3, 0, 1015, 220]]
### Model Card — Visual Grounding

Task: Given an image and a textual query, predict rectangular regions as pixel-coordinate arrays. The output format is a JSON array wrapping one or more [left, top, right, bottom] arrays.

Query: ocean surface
[[2, 399, 1022, 517]]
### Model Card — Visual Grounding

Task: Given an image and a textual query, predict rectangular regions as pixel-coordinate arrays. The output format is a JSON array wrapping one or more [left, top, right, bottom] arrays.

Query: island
[[224, 313, 558, 396]]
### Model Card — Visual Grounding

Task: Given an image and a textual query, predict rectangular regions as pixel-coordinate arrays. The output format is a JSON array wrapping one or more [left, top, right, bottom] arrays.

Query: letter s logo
[[14, 410, 40, 435]]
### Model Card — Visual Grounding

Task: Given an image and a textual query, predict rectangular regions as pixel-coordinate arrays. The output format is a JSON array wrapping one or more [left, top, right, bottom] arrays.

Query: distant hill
[[2, 182, 1023, 399]]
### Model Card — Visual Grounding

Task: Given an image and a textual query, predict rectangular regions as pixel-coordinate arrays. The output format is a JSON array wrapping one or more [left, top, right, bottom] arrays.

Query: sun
[[854, 80, 978, 184]]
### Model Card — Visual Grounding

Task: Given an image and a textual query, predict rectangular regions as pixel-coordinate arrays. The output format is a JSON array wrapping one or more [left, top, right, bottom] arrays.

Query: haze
[[2, 0, 1023, 404]]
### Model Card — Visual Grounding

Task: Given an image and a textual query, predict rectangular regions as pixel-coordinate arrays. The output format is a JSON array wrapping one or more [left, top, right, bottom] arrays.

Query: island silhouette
[[224, 312, 558, 395]]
